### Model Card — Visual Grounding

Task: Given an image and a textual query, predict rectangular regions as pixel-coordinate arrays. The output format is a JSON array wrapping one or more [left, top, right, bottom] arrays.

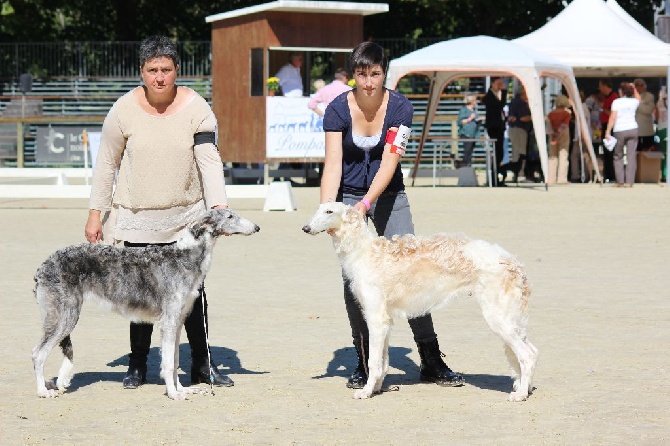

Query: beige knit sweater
[[90, 87, 227, 243]]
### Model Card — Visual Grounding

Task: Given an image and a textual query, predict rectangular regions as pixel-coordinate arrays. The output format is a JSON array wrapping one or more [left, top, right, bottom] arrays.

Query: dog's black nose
[[254, 225, 260, 232], [302, 225, 311, 233]]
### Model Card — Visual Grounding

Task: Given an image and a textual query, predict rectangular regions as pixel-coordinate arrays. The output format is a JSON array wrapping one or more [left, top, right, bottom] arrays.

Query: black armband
[[194, 131, 216, 146]]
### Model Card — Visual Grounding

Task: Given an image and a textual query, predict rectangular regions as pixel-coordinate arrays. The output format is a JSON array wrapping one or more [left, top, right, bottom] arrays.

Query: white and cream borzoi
[[32, 209, 260, 400], [302, 202, 539, 401]]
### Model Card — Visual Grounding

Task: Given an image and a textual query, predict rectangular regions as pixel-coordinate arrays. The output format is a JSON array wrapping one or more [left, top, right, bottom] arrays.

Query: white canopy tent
[[385, 35, 599, 185], [514, 0, 670, 77], [513, 0, 670, 183]]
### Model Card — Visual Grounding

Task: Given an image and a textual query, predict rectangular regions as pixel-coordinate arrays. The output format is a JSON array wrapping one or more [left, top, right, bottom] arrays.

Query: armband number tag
[[388, 124, 411, 156]]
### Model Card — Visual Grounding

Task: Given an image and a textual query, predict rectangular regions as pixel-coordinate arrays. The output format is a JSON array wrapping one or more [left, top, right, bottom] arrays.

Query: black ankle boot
[[123, 365, 147, 389], [124, 322, 152, 389], [417, 339, 465, 387], [346, 337, 368, 389], [191, 363, 234, 387]]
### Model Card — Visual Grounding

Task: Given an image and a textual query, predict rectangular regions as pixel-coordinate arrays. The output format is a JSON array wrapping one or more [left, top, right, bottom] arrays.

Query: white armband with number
[[385, 124, 411, 156]]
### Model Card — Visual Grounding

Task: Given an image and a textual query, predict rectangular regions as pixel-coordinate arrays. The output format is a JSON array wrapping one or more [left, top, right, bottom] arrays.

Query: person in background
[[505, 86, 532, 182], [570, 90, 594, 183], [633, 78, 655, 152], [308, 68, 352, 117], [546, 95, 571, 184], [605, 82, 640, 187], [599, 78, 618, 182], [655, 86, 667, 181], [456, 94, 479, 167], [274, 52, 306, 177], [312, 78, 326, 92], [320, 41, 464, 391], [85, 35, 234, 389], [482, 77, 508, 186], [275, 52, 304, 97]]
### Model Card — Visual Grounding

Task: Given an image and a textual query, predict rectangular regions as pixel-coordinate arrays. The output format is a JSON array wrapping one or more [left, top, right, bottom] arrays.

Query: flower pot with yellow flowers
[[267, 77, 280, 96]]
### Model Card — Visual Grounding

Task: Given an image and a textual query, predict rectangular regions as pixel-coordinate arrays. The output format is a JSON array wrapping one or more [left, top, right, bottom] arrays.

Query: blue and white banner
[[266, 97, 325, 158]]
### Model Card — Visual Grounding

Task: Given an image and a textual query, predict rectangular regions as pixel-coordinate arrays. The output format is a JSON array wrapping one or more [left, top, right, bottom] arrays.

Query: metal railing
[[0, 38, 444, 83], [0, 41, 212, 80]]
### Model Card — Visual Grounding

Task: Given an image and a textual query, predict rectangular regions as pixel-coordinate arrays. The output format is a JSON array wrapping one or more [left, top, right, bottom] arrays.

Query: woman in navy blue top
[[320, 41, 464, 391]]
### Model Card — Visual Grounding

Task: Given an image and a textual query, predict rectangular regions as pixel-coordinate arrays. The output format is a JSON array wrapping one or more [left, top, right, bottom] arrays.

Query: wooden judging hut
[[206, 1, 388, 163]]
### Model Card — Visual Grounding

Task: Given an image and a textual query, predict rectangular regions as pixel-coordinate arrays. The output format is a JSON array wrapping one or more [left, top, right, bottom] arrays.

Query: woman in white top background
[[605, 82, 640, 187]]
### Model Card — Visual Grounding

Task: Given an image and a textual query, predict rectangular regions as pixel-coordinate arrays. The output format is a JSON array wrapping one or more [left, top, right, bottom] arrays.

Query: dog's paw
[[167, 390, 189, 401], [37, 380, 60, 398], [37, 388, 59, 398], [166, 385, 190, 400], [353, 388, 373, 399], [508, 391, 529, 402]]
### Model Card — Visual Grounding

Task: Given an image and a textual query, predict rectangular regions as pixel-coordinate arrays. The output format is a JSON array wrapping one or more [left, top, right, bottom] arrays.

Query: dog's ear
[[190, 214, 216, 239], [342, 206, 363, 228]]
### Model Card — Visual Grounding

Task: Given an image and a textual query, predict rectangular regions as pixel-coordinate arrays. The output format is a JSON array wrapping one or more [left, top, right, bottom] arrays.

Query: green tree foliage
[[0, 0, 664, 42]]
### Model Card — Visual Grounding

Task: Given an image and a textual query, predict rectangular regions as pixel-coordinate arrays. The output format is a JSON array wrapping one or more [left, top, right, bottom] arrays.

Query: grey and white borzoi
[[32, 208, 259, 400], [302, 202, 539, 401]]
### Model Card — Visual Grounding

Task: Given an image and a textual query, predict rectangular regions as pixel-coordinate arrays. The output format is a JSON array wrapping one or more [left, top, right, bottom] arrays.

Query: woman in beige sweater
[[85, 35, 233, 389]]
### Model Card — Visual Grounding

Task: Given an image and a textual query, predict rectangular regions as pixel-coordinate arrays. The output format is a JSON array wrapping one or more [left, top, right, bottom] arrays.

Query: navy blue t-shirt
[[323, 88, 412, 194]]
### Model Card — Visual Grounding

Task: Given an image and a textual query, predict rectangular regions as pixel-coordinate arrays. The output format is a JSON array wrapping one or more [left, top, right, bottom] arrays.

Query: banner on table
[[35, 126, 101, 164], [266, 97, 325, 158]]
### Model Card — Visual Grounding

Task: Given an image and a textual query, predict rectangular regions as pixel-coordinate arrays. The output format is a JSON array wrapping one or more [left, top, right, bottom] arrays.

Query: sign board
[[35, 126, 102, 164], [266, 97, 325, 158], [87, 131, 102, 168]]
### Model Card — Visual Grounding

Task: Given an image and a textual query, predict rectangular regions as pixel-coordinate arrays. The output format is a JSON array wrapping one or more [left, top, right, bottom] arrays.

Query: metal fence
[[0, 41, 212, 80], [0, 38, 443, 82]]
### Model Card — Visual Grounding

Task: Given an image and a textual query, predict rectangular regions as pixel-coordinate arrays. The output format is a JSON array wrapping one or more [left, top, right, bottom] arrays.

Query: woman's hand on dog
[[353, 201, 367, 216]]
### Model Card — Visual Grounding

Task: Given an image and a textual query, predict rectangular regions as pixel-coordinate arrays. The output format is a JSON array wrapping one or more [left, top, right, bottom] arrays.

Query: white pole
[[83, 130, 89, 186]]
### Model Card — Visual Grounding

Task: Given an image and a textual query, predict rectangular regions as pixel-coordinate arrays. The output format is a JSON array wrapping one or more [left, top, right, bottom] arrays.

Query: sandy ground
[[1, 182, 669, 445]]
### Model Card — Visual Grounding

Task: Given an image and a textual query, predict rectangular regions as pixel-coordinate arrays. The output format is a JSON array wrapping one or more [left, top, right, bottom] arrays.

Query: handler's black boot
[[346, 337, 369, 389], [191, 362, 234, 387], [186, 289, 234, 387], [123, 322, 153, 389], [417, 338, 465, 387]]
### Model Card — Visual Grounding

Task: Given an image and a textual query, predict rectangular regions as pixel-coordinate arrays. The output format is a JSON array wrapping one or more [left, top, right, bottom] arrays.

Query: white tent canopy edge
[[514, 0, 670, 184], [385, 36, 600, 186]]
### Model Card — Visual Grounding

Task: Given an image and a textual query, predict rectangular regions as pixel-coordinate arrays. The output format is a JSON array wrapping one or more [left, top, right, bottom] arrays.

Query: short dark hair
[[139, 35, 179, 68], [599, 78, 612, 88], [350, 41, 388, 74], [621, 83, 635, 98], [334, 68, 348, 81]]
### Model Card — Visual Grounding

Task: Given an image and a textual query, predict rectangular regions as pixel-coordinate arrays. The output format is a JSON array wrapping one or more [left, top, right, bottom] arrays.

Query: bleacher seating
[[403, 94, 490, 170], [1, 77, 496, 170], [0, 77, 210, 165], [0, 77, 211, 116]]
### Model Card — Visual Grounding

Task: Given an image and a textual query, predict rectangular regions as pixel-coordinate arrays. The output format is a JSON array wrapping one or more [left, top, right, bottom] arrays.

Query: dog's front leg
[[354, 311, 390, 399], [172, 319, 202, 396], [380, 326, 392, 393], [160, 315, 188, 400], [172, 322, 185, 393]]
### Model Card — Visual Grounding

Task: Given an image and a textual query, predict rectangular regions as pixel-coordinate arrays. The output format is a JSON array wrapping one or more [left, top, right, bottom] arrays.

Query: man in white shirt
[[276, 53, 304, 97]]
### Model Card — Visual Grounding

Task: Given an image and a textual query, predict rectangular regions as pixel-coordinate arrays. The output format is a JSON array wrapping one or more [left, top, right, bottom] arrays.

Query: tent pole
[[411, 73, 436, 186]]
